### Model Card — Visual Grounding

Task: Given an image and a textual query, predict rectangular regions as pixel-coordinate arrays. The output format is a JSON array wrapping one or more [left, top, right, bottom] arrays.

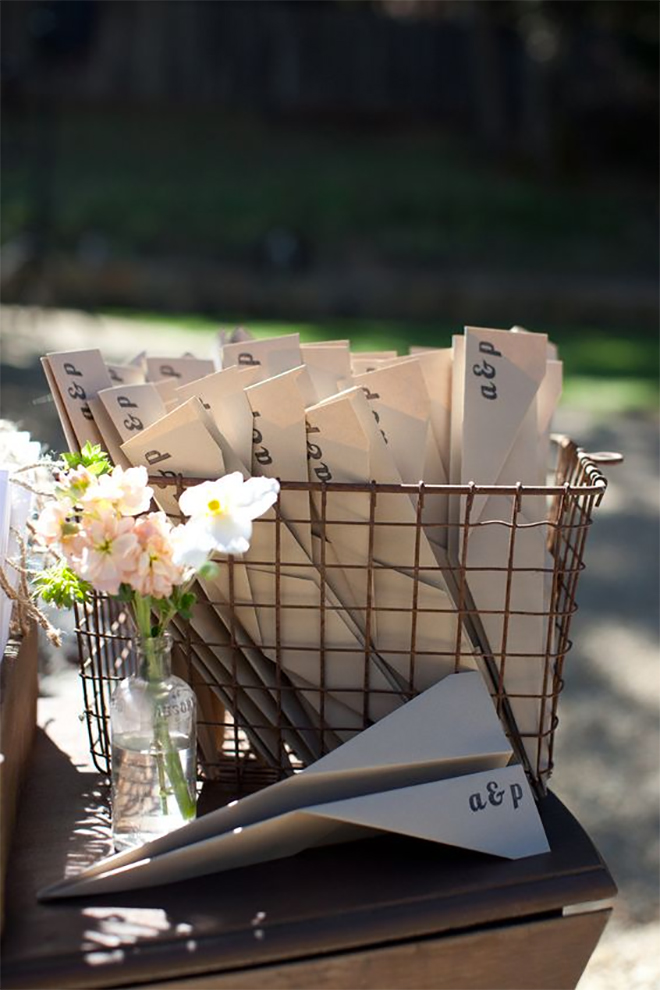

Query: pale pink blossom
[[127, 512, 185, 598], [33, 501, 86, 562], [82, 465, 153, 517], [34, 501, 70, 546], [36, 458, 273, 618], [114, 465, 154, 515], [177, 473, 279, 555], [58, 465, 96, 502], [76, 511, 140, 595]]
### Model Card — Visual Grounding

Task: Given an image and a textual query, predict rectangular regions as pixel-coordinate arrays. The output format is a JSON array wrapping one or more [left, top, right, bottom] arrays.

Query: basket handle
[[586, 451, 624, 465]]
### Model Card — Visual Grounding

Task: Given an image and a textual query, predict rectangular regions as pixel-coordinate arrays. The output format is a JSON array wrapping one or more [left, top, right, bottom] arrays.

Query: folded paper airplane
[[39, 672, 549, 900], [451, 327, 563, 775]]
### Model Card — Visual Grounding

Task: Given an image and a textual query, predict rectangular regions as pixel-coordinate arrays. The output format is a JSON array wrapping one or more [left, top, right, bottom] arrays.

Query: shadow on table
[[3, 729, 112, 929]]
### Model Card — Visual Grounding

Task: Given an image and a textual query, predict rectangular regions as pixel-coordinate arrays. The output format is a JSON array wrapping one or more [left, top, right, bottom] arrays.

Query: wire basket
[[75, 435, 617, 800]]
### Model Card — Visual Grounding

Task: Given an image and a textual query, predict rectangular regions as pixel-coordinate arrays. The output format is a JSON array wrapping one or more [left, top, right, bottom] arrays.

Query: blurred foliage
[[1, 108, 657, 279]]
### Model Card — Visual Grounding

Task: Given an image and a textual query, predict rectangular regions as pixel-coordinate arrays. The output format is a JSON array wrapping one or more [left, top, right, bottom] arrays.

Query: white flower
[[170, 521, 216, 570], [177, 472, 279, 556]]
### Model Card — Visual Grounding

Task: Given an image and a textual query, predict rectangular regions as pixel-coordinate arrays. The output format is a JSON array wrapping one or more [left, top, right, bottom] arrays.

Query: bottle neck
[[136, 634, 173, 682]]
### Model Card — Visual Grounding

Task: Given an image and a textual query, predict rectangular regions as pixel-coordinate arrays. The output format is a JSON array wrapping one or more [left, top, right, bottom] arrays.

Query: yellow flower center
[[207, 498, 226, 516]]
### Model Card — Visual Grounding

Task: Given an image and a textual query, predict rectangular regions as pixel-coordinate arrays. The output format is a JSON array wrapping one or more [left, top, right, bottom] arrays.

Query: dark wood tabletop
[[1, 714, 617, 990]]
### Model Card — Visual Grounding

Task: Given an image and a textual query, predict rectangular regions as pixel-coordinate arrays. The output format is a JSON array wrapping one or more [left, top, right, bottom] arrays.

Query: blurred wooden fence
[[3, 1, 481, 115], [3, 1, 656, 153]]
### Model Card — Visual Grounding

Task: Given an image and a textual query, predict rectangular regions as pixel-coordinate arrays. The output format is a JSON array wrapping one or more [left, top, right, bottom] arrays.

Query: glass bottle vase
[[109, 632, 197, 851]]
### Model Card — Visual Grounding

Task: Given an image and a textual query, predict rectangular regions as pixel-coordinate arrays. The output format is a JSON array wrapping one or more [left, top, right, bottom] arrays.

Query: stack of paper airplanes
[[39, 324, 561, 895]]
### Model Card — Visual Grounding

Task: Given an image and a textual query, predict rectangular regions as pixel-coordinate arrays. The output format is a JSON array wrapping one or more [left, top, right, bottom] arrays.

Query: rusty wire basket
[[75, 435, 616, 800]]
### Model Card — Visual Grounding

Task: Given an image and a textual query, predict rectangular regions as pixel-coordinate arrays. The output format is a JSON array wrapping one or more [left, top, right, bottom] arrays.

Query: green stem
[[133, 596, 196, 823], [132, 593, 154, 641], [152, 705, 196, 820], [157, 575, 197, 637]]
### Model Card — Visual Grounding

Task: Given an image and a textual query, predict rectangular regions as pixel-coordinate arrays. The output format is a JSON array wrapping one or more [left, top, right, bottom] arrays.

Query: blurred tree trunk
[[518, 7, 560, 176], [520, 49, 554, 175], [468, 1, 508, 154], [267, 3, 302, 113]]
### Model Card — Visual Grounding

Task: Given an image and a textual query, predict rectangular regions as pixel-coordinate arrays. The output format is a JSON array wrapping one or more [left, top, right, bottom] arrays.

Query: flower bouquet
[[33, 443, 278, 848]]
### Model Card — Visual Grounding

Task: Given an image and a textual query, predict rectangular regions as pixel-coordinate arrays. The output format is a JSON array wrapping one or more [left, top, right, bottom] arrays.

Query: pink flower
[[82, 465, 153, 517], [77, 511, 140, 595], [33, 502, 86, 563], [127, 512, 185, 599], [34, 501, 69, 546], [114, 465, 154, 515], [58, 465, 96, 503]]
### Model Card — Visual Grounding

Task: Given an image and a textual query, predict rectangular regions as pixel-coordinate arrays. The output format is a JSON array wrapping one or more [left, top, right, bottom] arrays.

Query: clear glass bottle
[[110, 632, 197, 851]]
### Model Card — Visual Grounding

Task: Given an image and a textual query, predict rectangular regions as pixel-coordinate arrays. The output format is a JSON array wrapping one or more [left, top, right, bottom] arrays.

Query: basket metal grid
[[75, 435, 612, 800]]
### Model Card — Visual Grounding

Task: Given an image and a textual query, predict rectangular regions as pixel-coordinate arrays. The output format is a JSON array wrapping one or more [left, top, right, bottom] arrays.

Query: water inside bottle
[[111, 731, 196, 851]]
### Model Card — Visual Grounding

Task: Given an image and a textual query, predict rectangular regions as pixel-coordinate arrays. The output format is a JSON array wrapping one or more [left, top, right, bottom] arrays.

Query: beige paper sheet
[[350, 351, 398, 376], [244, 367, 313, 558], [98, 383, 168, 443], [86, 398, 130, 468], [120, 397, 262, 644], [451, 327, 560, 775], [221, 333, 302, 381], [304, 388, 477, 712], [353, 358, 449, 547], [120, 396, 361, 749], [106, 363, 146, 386], [40, 357, 80, 452], [44, 349, 114, 450], [300, 343, 352, 403], [145, 356, 215, 386], [175, 367, 255, 471]]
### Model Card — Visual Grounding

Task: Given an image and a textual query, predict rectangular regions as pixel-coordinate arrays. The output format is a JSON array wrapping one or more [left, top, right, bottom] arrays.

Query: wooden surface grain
[[1, 667, 616, 990], [0, 623, 38, 932], [131, 910, 613, 990]]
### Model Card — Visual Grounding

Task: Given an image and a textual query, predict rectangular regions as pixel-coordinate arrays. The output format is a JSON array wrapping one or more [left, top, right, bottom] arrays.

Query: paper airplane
[[40, 672, 549, 900]]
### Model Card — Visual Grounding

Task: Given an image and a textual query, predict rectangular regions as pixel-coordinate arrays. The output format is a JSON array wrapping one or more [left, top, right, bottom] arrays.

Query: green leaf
[[61, 442, 112, 475], [152, 597, 172, 617], [197, 560, 219, 581], [170, 586, 197, 621], [33, 562, 93, 609], [116, 583, 135, 603], [179, 591, 196, 616]]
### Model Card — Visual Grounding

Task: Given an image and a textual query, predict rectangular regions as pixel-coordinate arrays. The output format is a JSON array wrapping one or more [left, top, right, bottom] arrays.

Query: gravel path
[[2, 305, 658, 988], [551, 407, 659, 989]]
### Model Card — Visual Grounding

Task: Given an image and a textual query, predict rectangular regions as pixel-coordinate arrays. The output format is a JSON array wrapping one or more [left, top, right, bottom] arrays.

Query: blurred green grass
[[4, 105, 656, 411], [103, 308, 659, 412], [2, 109, 657, 278]]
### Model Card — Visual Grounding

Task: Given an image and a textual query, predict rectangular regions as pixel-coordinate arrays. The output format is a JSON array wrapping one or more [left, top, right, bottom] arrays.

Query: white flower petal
[[177, 482, 210, 518], [206, 513, 252, 555], [214, 472, 245, 496], [171, 523, 215, 569], [236, 476, 280, 519], [178, 473, 242, 518], [176, 473, 277, 555]]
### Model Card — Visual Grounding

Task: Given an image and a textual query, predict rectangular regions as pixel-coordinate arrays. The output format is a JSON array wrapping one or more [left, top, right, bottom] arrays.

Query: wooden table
[[1, 678, 616, 990]]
